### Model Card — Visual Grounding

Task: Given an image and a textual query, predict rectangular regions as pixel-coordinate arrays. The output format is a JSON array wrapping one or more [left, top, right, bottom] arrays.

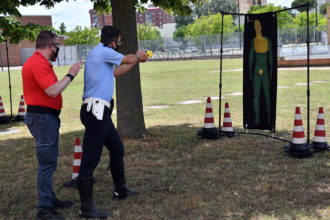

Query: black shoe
[[110, 163, 139, 200], [52, 198, 74, 209], [113, 184, 139, 200], [35, 208, 65, 220]]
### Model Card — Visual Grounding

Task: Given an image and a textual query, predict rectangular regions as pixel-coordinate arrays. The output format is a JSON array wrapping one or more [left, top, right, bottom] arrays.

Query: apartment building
[[89, 6, 175, 29]]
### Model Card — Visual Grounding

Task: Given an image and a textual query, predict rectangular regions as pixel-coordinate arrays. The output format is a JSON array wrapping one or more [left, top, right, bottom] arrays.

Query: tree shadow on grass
[[0, 118, 25, 130], [0, 123, 328, 219]]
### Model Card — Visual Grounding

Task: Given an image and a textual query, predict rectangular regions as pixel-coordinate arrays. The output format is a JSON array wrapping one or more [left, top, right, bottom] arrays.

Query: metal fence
[[20, 26, 330, 66]]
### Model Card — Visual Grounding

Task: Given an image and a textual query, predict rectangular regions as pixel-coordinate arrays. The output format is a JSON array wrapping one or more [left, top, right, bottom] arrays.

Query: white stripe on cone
[[222, 127, 233, 132], [293, 126, 304, 132], [74, 145, 82, 152], [223, 117, 232, 123], [72, 173, 78, 179], [314, 136, 327, 142], [205, 113, 213, 118], [204, 123, 215, 129], [315, 124, 325, 130], [73, 159, 81, 166], [292, 137, 306, 144]]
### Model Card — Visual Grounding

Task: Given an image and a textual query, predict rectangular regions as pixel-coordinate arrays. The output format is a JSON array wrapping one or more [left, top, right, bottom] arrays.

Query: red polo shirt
[[22, 51, 62, 110]]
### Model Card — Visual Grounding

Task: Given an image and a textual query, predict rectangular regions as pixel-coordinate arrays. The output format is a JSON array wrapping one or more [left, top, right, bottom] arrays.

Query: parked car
[[184, 46, 198, 53]]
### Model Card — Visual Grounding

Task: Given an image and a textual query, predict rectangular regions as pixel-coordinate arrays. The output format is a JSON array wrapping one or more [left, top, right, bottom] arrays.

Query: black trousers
[[79, 104, 124, 178]]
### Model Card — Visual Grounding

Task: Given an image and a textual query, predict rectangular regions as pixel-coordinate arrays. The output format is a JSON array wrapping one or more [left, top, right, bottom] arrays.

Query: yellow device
[[146, 51, 153, 57]]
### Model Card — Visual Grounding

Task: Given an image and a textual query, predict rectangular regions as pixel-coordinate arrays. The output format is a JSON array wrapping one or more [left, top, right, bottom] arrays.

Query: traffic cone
[[197, 97, 219, 139], [15, 95, 26, 121], [311, 107, 329, 151], [64, 137, 82, 188], [284, 107, 313, 157], [222, 102, 234, 137], [0, 96, 9, 124]]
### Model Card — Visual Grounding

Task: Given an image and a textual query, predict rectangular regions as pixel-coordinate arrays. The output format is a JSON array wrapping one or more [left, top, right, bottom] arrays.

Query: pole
[[307, 5, 310, 145], [0, 44, 3, 71], [315, 1, 318, 44], [5, 39, 13, 119], [238, 0, 242, 49], [219, 13, 224, 134]]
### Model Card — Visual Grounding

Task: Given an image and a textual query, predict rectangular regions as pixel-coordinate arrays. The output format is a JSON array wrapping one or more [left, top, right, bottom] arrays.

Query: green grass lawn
[[0, 59, 329, 219]]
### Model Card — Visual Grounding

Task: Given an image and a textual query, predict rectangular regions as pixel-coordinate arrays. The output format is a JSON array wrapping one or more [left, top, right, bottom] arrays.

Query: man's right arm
[[44, 61, 84, 97], [114, 50, 147, 77]]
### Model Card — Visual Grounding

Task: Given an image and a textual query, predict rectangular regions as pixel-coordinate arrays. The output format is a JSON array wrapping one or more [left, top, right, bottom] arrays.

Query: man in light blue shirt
[[77, 26, 147, 219]]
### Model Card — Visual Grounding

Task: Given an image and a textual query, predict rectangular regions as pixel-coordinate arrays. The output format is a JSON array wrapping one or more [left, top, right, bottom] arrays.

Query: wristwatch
[[66, 73, 74, 81]]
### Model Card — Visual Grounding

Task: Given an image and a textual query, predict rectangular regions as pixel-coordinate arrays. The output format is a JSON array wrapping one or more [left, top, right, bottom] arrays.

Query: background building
[[89, 6, 175, 29], [0, 15, 62, 67], [238, 0, 268, 14]]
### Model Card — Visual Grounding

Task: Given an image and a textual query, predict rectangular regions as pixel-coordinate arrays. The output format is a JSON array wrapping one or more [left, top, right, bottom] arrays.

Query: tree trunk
[[111, 0, 148, 138]]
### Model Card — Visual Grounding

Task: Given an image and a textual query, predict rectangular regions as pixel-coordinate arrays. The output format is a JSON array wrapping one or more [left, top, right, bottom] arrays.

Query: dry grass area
[[0, 124, 329, 219], [0, 59, 329, 219]]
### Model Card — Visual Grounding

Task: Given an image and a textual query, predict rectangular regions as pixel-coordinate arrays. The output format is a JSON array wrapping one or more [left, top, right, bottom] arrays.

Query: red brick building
[[89, 6, 175, 29], [0, 15, 62, 67]]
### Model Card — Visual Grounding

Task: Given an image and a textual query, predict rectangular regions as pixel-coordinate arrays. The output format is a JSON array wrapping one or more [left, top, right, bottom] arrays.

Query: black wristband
[[66, 73, 74, 81]]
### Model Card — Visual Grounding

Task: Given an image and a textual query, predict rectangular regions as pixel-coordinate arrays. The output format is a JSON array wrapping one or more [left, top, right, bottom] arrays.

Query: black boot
[[77, 176, 111, 219], [109, 163, 139, 200]]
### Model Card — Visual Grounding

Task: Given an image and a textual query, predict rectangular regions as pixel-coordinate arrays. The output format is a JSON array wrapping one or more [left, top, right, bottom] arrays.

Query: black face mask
[[49, 44, 60, 61], [109, 40, 120, 51]]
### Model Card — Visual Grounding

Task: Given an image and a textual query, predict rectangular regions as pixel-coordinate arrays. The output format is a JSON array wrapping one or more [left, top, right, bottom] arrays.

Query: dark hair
[[101, 26, 121, 46], [36, 30, 57, 49]]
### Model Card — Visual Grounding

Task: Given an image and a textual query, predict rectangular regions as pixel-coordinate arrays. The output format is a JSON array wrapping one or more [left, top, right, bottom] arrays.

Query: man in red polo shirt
[[22, 30, 84, 220]]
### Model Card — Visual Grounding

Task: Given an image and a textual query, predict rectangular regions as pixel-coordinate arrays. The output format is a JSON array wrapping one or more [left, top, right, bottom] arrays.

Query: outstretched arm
[[114, 50, 147, 77]]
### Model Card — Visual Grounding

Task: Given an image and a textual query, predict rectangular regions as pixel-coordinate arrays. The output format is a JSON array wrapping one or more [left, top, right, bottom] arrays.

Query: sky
[[267, 0, 293, 8], [18, 0, 94, 31], [18, 0, 294, 31]]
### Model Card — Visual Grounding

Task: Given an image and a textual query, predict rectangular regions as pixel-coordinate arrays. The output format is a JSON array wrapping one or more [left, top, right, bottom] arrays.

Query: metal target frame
[[219, 4, 311, 143]]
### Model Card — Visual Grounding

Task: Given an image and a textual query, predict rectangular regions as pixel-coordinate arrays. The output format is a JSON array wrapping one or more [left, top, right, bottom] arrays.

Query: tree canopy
[[194, 0, 237, 17], [248, 4, 294, 29], [137, 23, 161, 40], [291, 0, 316, 12], [186, 13, 234, 36], [320, 3, 330, 16], [59, 22, 66, 35], [64, 26, 100, 45]]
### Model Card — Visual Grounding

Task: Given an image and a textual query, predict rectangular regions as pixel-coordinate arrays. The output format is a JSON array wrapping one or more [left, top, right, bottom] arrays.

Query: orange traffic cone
[[64, 137, 82, 188], [0, 96, 9, 124], [285, 107, 313, 157], [197, 97, 219, 139], [311, 107, 329, 151], [222, 103, 234, 137], [16, 95, 26, 121]]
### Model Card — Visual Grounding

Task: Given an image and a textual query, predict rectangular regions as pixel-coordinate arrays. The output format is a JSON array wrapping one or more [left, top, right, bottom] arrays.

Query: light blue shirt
[[82, 43, 124, 102]]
